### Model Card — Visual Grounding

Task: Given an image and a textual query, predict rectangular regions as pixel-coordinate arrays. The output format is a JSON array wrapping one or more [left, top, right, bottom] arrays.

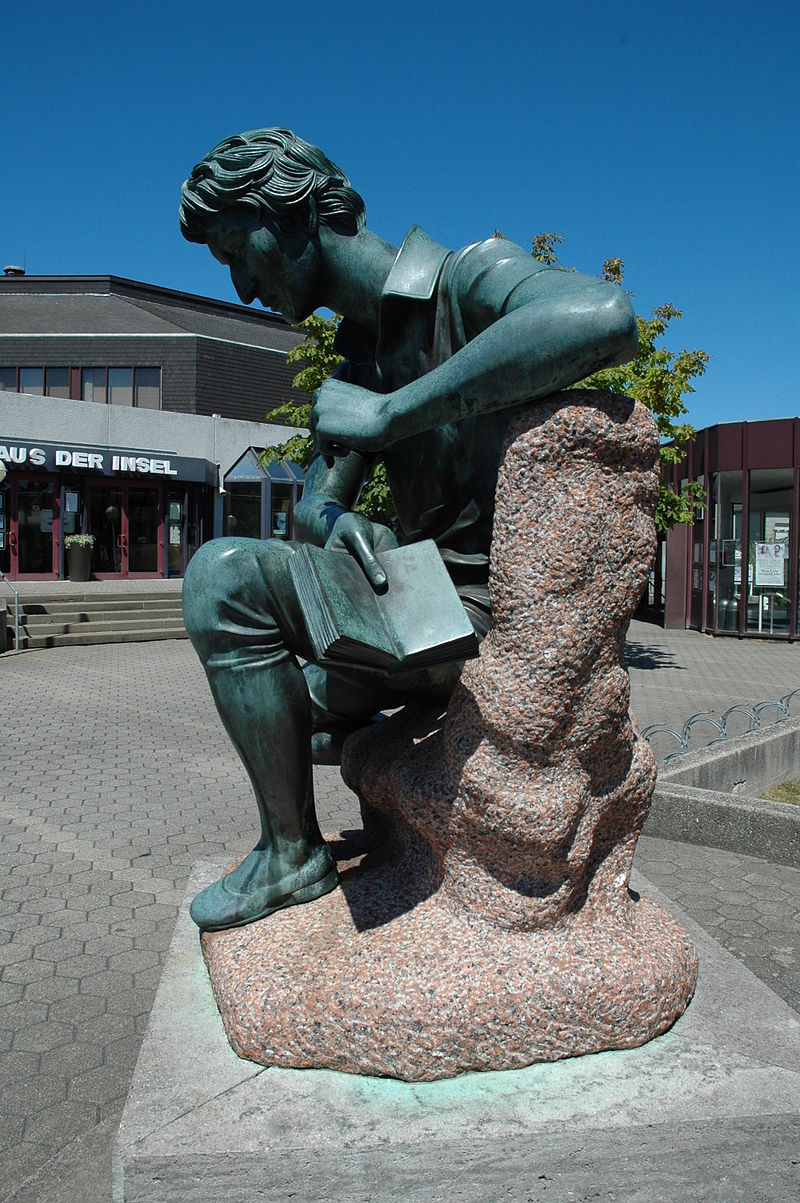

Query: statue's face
[[205, 210, 323, 323]]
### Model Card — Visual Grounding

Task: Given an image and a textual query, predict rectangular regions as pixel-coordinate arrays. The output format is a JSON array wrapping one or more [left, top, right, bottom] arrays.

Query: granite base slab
[[113, 858, 800, 1203]]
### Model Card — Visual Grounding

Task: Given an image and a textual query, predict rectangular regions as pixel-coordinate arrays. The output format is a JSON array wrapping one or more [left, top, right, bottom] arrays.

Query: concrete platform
[[113, 860, 800, 1202]]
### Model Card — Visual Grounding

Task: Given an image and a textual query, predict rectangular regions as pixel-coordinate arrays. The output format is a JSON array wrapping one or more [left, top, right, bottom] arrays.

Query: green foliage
[[568, 259, 708, 533], [601, 258, 624, 286], [285, 312, 344, 394], [354, 460, 396, 527], [763, 779, 800, 806], [530, 232, 564, 266], [528, 236, 708, 531], [260, 313, 344, 470], [258, 399, 315, 469], [261, 313, 397, 527], [577, 301, 709, 445], [651, 479, 706, 533]]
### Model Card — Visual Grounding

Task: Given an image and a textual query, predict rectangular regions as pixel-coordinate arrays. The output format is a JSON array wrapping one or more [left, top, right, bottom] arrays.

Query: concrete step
[[4, 588, 187, 650], [21, 611, 186, 636], [18, 624, 189, 650], [20, 603, 183, 622], [14, 596, 183, 616]]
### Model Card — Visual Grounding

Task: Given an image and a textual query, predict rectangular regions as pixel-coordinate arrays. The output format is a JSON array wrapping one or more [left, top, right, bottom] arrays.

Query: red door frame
[[7, 474, 60, 581], [127, 481, 165, 578], [89, 480, 164, 579]]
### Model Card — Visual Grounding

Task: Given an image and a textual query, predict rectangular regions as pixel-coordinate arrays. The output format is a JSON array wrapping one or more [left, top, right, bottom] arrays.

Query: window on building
[[2, 367, 70, 397], [271, 483, 293, 540], [746, 468, 792, 636], [221, 451, 305, 541], [82, 367, 107, 403], [223, 483, 261, 539], [135, 367, 161, 409], [45, 367, 70, 398], [19, 367, 44, 395], [713, 471, 743, 632], [108, 368, 133, 406], [80, 367, 160, 407]]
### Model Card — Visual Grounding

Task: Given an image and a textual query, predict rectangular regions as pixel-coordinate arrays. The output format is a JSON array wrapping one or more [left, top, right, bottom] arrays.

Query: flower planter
[[67, 545, 92, 582]]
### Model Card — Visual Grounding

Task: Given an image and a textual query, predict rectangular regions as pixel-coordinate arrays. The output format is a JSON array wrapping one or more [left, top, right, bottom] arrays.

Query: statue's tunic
[[332, 226, 554, 598]]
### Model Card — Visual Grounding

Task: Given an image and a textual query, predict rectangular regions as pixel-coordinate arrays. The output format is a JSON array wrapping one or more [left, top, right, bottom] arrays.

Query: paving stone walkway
[[0, 619, 798, 1201]]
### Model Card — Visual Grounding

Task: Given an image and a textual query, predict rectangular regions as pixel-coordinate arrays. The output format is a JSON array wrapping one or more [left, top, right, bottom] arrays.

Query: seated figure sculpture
[[179, 127, 638, 933]]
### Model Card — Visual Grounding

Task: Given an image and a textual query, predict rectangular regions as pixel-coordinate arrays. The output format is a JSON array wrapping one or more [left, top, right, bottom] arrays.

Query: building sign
[[754, 543, 786, 588], [0, 441, 214, 483]]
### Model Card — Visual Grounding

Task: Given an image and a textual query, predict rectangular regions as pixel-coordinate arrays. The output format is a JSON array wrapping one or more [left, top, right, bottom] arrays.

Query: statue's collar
[[382, 225, 450, 303], [333, 225, 450, 364]]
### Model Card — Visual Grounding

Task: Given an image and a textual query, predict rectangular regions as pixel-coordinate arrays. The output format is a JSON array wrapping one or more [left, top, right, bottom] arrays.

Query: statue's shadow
[[324, 819, 445, 934], [323, 699, 483, 935]]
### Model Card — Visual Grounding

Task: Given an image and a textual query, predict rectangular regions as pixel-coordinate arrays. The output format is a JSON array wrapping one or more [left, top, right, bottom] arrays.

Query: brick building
[[0, 271, 307, 580], [660, 419, 800, 640]]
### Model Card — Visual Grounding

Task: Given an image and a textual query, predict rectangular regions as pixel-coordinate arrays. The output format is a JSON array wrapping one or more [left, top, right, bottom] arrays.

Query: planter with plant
[[64, 533, 95, 582]]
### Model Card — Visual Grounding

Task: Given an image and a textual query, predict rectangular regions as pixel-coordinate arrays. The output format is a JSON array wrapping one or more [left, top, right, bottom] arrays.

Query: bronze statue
[[179, 128, 637, 932]]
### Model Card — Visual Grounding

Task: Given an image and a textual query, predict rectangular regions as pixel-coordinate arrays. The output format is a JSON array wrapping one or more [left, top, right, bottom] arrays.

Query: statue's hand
[[311, 379, 392, 461], [325, 512, 399, 592]]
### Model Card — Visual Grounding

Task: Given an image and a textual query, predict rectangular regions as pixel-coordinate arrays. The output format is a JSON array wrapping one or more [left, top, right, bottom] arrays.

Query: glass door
[[90, 484, 125, 575], [746, 468, 792, 635], [89, 482, 163, 578], [15, 478, 58, 578], [166, 491, 184, 577], [128, 484, 163, 576], [166, 486, 202, 577]]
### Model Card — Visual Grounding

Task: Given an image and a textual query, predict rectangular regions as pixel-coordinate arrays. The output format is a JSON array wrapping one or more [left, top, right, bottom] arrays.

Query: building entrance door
[[90, 484, 124, 575], [89, 481, 164, 578], [9, 477, 59, 579], [127, 484, 163, 575]]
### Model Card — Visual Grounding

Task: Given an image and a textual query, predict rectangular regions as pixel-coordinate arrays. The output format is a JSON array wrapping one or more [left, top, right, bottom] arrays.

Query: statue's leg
[[181, 537, 337, 931], [303, 662, 395, 765], [303, 585, 492, 764]]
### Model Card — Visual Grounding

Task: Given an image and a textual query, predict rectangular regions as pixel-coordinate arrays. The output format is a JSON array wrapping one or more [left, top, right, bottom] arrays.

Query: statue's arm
[[293, 447, 397, 590], [292, 449, 371, 546], [310, 269, 638, 455]]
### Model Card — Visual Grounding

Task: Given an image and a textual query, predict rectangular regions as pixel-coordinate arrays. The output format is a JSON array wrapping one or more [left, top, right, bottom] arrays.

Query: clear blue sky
[[2, 0, 797, 431]]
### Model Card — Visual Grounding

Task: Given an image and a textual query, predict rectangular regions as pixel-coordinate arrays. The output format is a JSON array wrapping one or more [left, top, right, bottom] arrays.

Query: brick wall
[[0, 335, 199, 413], [194, 337, 298, 423], [0, 334, 305, 424]]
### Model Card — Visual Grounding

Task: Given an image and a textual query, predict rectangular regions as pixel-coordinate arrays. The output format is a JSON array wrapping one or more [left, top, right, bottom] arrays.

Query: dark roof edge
[[0, 275, 293, 329], [690, 417, 800, 435]]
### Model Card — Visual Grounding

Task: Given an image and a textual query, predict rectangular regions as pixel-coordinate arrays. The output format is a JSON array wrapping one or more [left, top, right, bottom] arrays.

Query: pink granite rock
[[201, 392, 698, 1080]]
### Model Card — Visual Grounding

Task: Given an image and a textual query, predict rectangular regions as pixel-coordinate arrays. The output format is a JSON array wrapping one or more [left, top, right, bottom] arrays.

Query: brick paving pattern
[[0, 619, 798, 1200]]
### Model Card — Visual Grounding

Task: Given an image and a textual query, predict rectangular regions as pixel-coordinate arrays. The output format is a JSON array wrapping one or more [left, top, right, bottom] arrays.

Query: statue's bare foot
[[189, 843, 337, 932]]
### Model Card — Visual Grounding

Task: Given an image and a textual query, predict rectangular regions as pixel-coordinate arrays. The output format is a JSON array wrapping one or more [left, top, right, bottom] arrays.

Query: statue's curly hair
[[179, 128, 365, 242]]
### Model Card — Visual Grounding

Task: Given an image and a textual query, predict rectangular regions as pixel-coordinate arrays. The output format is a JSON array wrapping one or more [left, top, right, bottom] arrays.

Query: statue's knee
[[183, 537, 273, 644], [183, 538, 229, 634]]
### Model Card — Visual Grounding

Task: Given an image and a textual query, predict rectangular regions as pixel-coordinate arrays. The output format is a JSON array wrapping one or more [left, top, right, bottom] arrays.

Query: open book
[[289, 539, 480, 673]]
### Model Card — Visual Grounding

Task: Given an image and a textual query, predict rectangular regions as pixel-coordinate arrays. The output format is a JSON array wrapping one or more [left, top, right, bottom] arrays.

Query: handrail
[[0, 571, 20, 651], [641, 689, 800, 763]]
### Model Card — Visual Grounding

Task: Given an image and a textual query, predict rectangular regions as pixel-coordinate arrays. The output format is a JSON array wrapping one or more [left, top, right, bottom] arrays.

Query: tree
[[530, 233, 709, 532], [263, 233, 708, 534], [259, 314, 339, 472]]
